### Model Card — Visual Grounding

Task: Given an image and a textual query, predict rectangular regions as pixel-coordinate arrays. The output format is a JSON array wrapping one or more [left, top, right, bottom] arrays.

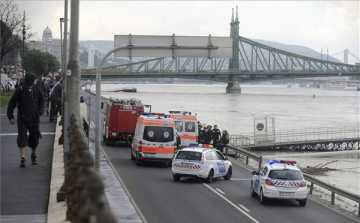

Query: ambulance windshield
[[143, 126, 174, 142]]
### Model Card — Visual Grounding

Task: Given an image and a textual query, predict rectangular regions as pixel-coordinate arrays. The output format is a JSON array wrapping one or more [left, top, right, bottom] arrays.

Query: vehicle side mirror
[[225, 156, 228, 160], [251, 171, 258, 175], [101, 102, 104, 109]]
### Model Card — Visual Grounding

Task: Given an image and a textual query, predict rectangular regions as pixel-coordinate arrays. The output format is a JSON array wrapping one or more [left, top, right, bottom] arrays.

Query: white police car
[[250, 159, 308, 206], [172, 144, 232, 183]]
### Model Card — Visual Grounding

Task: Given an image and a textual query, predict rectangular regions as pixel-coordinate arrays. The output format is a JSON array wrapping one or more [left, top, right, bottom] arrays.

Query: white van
[[131, 113, 177, 166], [168, 111, 199, 147]]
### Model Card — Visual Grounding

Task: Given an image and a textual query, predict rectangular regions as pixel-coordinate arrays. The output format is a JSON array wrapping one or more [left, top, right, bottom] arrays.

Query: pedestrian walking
[[211, 124, 221, 148], [7, 72, 45, 167], [49, 79, 62, 122]]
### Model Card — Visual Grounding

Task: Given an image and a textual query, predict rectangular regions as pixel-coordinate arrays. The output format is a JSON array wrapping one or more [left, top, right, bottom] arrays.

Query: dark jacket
[[49, 82, 62, 100], [211, 129, 221, 141], [221, 132, 230, 144], [7, 73, 45, 126]]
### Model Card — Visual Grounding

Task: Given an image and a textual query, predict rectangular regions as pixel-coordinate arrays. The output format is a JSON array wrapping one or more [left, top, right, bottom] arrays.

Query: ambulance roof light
[[143, 112, 167, 117], [169, 111, 189, 115]]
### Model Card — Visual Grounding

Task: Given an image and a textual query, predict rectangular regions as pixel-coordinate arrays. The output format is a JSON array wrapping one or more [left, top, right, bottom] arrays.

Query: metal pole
[[60, 18, 63, 75], [22, 11, 26, 78], [67, 0, 80, 121]]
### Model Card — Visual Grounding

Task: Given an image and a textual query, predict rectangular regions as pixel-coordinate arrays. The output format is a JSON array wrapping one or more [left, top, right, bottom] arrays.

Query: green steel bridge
[[81, 8, 360, 93]]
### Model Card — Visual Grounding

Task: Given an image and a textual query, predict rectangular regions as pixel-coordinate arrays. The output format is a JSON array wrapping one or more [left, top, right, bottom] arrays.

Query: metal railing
[[67, 114, 117, 223], [231, 125, 360, 146], [224, 144, 360, 217]]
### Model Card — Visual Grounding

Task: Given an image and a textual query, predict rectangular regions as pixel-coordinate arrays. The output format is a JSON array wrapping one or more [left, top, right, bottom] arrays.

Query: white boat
[[322, 82, 359, 91]]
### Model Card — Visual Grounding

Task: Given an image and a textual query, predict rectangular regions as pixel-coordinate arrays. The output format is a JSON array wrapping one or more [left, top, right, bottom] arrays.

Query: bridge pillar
[[226, 81, 241, 93]]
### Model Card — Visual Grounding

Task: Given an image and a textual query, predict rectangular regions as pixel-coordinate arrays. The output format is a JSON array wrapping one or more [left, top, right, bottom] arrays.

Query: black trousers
[[17, 121, 40, 148], [50, 98, 58, 121]]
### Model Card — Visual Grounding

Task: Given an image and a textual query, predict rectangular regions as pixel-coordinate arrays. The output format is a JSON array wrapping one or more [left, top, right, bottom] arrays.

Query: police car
[[172, 144, 232, 183], [250, 159, 308, 206]]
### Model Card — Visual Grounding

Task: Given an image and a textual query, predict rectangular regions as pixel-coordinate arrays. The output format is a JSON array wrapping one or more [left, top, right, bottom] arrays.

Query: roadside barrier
[[225, 144, 360, 217], [66, 114, 117, 223]]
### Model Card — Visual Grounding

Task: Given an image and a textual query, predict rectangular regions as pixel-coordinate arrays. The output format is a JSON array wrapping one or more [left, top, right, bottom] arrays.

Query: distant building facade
[[26, 26, 63, 63]]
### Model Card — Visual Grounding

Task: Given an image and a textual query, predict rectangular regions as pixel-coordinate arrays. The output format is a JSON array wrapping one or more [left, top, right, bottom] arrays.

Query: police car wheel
[[260, 188, 267, 204], [299, 198, 307, 206], [251, 182, 257, 197], [173, 174, 181, 181], [223, 166, 232, 180], [205, 169, 214, 183]]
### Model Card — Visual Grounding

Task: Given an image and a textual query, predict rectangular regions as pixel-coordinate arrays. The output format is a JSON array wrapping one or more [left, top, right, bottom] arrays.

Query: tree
[[0, 0, 35, 68], [22, 49, 60, 76]]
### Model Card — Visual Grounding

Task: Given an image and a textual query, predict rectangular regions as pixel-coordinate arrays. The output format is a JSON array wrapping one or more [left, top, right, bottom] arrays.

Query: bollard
[[258, 156, 262, 169], [235, 151, 238, 160], [331, 192, 335, 205], [246, 156, 249, 165], [309, 182, 314, 195]]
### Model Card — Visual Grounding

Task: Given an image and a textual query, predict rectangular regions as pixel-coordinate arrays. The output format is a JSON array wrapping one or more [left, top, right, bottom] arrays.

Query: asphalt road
[[81, 89, 358, 223]]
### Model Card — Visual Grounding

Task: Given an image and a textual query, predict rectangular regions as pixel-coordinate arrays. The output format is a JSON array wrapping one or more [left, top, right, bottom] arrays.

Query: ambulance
[[131, 113, 177, 166], [167, 111, 199, 147]]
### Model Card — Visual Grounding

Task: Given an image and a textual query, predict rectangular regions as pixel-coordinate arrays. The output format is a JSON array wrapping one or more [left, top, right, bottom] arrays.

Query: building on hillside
[[26, 26, 64, 63]]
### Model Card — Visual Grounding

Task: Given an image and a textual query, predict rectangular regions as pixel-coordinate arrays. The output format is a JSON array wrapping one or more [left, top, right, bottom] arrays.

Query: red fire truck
[[102, 97, 151, 145]]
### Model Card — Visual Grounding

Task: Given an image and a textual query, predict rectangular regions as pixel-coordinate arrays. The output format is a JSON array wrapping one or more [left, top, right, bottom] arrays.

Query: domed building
[[27, 26, 63, 65], [42, 26, 53, 42]]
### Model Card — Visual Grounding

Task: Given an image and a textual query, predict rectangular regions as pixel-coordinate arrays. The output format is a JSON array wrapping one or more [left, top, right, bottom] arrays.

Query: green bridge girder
[[81, 7, 359, 83]]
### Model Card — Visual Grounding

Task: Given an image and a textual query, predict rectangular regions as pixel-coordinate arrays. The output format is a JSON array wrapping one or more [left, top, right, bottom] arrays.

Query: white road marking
[[216, 188, 226, 195], [239, 204, 250, 212], [231, 178, 251, 181], [203, 183, 260, 223], [0, 132, 55, 136]]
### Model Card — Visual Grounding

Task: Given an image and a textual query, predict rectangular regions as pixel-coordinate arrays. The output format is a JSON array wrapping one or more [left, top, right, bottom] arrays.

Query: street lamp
[[60, 18, 64, 75]]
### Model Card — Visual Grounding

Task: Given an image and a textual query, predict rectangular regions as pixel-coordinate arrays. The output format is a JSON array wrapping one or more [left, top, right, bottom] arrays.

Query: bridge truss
[[81, 36, 360, 82]]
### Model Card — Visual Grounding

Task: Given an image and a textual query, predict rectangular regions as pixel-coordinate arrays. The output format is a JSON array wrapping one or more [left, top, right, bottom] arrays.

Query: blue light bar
[[267, 159, 280, 164], [189, 143, 199, 147]]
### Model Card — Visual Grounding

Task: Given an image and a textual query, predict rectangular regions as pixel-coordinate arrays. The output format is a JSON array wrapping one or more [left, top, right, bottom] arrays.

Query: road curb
[[47, 119, 68, 223]]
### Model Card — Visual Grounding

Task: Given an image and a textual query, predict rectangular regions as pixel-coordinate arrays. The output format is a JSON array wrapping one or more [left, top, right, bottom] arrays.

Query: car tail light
[[265, 179, 274, 186], [139, 141, 142, 152], [300, 182, 307, 187]]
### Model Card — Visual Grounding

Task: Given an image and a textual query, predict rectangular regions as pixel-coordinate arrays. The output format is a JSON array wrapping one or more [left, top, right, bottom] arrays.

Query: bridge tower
[[344, 49, 348, 64], [227, 7, 242, 93]]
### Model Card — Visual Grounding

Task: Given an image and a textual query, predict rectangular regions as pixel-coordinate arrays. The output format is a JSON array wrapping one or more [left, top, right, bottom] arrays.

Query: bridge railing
[[231, 125, 360, 147], [224, 145, 360, 217]]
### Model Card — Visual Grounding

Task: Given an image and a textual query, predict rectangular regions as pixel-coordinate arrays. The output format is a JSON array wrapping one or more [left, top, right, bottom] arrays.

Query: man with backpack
[[7, 72, 45, 167]]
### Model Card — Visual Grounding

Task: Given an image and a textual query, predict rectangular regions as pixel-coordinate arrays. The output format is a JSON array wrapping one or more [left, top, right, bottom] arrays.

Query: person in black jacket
[[211, 125, 221, 148], [49, 79, 62, 122], [7, 72, 45, 167]]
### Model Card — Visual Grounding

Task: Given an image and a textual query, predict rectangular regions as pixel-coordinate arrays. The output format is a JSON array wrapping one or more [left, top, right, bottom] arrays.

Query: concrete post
[[67, 0, 80, 121]]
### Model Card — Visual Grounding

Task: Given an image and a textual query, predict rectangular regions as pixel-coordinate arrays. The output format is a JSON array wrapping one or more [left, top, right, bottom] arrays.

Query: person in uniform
[[211, 125, 221, 148], [219, 129, 230, 152]]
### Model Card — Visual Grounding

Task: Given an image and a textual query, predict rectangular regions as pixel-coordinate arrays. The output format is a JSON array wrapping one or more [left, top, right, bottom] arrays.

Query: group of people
[[198, 122, 230, 152], [7, 72, 63, 167]]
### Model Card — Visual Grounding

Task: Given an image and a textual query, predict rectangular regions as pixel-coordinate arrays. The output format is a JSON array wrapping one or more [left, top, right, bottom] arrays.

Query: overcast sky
[[15, 1, 359, 64]]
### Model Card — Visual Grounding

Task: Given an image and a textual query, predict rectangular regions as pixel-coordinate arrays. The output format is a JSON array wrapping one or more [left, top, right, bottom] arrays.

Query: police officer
[[220, 129, 230, 152], [204, 125, 212, 144], [211, 125, 221, 148]]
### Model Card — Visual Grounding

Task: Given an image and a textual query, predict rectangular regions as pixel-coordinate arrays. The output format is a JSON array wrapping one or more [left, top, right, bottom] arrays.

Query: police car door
[[253, 167, 264, 193], [183, 121, 197, 146], [215, 151, 227, 176], [209, 151, 221, 176]]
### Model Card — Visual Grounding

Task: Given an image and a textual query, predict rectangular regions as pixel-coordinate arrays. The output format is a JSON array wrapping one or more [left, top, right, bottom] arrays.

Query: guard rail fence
[[66, 114, 117, 223], [224, 145, 360, 217]]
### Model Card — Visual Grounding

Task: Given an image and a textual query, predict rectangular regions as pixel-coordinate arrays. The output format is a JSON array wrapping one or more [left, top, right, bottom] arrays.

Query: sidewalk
[[0, 105, 56, 222]]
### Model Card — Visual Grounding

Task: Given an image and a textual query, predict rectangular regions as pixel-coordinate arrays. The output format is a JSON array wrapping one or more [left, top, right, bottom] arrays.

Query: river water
[[90, 83, 360, 198]]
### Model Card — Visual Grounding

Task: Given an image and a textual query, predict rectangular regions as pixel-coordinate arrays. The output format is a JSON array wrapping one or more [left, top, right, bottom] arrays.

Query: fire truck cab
[[131, 113, 177, 166], [168, 111, 199, 147], [102, 97, 151, 145]]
